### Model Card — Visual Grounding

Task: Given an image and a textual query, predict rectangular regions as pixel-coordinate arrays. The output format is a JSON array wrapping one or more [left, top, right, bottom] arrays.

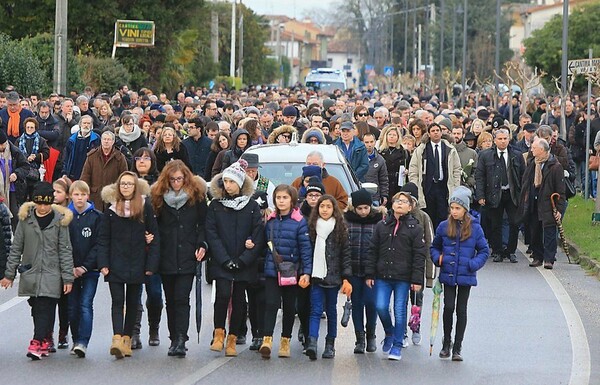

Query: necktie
[[500, 151, 509, 186], [433, 144, 440, 181]]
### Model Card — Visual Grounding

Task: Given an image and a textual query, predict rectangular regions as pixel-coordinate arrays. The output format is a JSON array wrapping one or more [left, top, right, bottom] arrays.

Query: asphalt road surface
[[0, 242, 598, 385]]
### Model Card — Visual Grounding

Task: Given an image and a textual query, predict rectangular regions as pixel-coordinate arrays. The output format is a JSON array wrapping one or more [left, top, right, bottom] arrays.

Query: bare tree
[[552, 74, 575, 139]]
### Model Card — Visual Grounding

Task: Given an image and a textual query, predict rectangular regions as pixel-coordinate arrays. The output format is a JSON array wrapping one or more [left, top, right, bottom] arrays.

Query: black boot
[[452, 342, 463, 361], [173, 334, 186, 358], [305, 337, 318, 361], [322, 338, 335, 359], [366, 332, 377, 353], [131, 304, 143, 349], [147, 305, 162, 346], [439, 338, 452, 359], [353, 332, 365, 354], [167, 339, 177, 356]]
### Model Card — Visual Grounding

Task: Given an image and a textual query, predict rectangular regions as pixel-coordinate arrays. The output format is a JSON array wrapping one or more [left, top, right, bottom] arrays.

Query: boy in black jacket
[[67, 180, 103, 358]]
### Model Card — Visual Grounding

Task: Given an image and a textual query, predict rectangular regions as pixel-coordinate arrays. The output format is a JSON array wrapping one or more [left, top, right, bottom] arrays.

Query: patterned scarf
[[534, 152, 550, 188], [19, 132, 40, 156], [219, 195, 251, 211], [7, 107, 22, 138]]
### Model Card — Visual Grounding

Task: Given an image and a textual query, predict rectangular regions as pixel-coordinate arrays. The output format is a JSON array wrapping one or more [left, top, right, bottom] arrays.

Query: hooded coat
[[267, 125, 298, 144], [221, 128, 250, 172], [334, 136, 369, 182], [68, 201, 102, 272], [301, 128, 326, 144], [430, 211, 489, 287], [4, 203, 74, 298], [97, 178, 160, 284], [206, 173, 264, 282], [344, 205, 385, 277]]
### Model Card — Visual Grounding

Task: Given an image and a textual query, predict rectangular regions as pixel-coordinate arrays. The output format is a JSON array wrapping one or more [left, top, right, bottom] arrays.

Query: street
[[0, 242, 598, 385]]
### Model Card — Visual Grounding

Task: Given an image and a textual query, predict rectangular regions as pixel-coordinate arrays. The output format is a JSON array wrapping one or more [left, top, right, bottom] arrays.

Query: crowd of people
[[0, 82, 582, 364]]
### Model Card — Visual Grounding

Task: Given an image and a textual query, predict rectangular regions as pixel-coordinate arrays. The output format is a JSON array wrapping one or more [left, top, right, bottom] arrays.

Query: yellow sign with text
[[114, 20, 155, 47]]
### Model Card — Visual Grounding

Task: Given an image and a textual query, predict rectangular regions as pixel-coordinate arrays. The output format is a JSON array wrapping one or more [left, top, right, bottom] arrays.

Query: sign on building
[[114, 20, 155, 47]]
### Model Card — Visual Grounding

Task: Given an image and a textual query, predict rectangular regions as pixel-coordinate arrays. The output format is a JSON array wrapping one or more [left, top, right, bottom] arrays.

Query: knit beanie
[[351, 188, 373, 207], [400, 182, 419, 203], [222, 160, 247, 188], [32, 182, 55, 204], [448, 186, 471, 211], [302, 165, 322, 180], [306, 177, 326, 195], [322, 99, 335, 110]]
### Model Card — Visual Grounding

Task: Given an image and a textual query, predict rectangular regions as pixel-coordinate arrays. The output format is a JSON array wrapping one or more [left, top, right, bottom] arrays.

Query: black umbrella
[[195, 261, 203, 343], [551, 193, 572, 264]]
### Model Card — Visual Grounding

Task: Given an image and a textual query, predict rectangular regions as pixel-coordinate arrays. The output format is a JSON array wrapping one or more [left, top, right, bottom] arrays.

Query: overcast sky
[[242, 0, 334, 18]]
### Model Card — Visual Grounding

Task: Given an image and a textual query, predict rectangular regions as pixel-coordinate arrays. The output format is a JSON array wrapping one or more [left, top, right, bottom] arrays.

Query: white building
[[326, 38, 362, 90]]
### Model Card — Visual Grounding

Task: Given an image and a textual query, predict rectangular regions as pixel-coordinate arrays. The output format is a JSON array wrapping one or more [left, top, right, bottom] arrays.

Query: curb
[[565, 238, 600, 279]]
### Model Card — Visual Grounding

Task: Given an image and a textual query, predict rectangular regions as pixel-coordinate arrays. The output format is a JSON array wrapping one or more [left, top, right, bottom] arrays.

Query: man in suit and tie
[[475, 127, 525, 263], [409, 122, 462, 230]]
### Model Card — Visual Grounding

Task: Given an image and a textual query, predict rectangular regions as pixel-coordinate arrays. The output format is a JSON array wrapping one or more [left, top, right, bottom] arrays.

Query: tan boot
[[110, 335, 124, 359], [278, 337, 291, 358], [225, 334, 237, 357], [210, 328, 226, 352], [121, 335, 132, 357], [259, 336, 273, 359]]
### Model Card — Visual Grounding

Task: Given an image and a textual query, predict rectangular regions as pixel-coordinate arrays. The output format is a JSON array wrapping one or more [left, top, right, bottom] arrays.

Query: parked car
[[244, 142, 361, 194]]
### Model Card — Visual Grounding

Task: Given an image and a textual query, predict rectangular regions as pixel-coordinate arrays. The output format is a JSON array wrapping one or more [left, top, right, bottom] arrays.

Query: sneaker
[[27, 340, 43, 360], [509, 254, 518, 263], [402, 334, 409, 348], [236, 335, 246, 345], [388, 346, 402, 361], [73, 344, 87, 358], [412, 331, 421, 345], [529, 260, 543, 267], [381, 335, 393, 354], [69, 346, 76, 355], [40, 340, 50, 357], [526, 247, 533, 254], [492, 254, 504, 262], [543, 261, 554, 270]]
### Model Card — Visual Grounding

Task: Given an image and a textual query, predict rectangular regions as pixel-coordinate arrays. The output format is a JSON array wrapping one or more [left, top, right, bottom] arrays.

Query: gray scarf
[[164, 189, 189, 210], [119, 124, 142, 144]]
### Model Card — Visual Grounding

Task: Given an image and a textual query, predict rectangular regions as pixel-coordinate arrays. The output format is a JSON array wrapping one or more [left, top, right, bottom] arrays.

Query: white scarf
[[312, 217, 336, 279]]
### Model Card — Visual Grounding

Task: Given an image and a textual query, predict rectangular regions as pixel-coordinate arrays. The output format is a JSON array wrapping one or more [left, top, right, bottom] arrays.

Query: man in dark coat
[[0, 91, 35, 143], [475, 128, 525, 263], [36, 101, 61, 149], [182, 117, 212, 176], [518, 138, 566, 270]]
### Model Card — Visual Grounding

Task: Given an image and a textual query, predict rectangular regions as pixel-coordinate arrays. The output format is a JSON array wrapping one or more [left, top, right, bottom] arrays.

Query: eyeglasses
[[393, 198, 410, 205], [123, 122, 134, 126], [357, 113, 369, 117], [135, 156, 151, 161], [306, 193, 321, 199], [169, 176, 185, 183], [120, 182, 135, 187]]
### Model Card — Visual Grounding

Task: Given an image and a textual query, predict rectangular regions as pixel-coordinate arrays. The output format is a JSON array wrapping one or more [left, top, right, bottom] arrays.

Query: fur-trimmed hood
[[345, 203, 387, 220], [101, 177, 151, 204], [18, 202, 73, 226], [301, 127, 326, 144], [267, 124, 297, 144], [209, 172, 255, 200]]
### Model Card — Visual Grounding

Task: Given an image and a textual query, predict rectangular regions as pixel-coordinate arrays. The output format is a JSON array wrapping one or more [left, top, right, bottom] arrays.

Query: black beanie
[[351, 188, 373, 207], [400, 182, 419, 202], [306, 176, 326, 195], [32, 182, 55, 204]]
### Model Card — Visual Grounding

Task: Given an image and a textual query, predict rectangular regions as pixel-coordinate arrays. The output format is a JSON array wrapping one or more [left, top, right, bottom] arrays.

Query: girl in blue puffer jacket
[[431, 186, 489, 362], [259, 184, 312, 359]]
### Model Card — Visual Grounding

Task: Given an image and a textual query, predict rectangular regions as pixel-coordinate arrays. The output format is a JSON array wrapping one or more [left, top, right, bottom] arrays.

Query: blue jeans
[[308, 285, 339, 339], [138, 273, 164, 308], [374, 279, 410, 348], [67, 271, 100, 346], [348, 276, 377, 334]]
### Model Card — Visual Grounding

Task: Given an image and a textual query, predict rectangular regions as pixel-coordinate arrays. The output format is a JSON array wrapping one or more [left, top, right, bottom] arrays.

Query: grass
[[563, 195, 600, 262]]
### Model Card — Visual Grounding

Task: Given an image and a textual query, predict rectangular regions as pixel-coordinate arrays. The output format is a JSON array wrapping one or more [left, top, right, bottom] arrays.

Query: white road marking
[[0, 296, 27, 313], [517, 243, 591, 385]]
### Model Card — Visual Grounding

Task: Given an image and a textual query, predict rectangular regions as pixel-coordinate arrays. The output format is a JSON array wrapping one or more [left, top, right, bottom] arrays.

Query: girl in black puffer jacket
[[304, 195, 352, 361], [344, 189, 385, 354]]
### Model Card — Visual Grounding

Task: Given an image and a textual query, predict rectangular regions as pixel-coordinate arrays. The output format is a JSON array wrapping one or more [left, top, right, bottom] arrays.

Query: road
[[0, 242, 598, 385]]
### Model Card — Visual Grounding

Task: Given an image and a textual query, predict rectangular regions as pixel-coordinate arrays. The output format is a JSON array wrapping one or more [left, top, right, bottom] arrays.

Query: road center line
[[517, 243, 591, 385], [0, 296, 27, 313]]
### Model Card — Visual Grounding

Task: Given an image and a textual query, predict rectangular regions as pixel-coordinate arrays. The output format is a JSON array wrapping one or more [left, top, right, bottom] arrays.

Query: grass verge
[[563, 195, 600, 263]]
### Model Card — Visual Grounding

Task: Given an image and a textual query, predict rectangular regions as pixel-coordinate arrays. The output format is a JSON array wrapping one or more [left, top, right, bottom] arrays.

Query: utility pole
[[495, 0, 501, 89], [413, 7, 417, 76], [238, 2, 244, 81], [418, 24, 422, 75], [440, 0, 444, 77], [403, 0, 408, 74], [560, 0, 569, 140], [53, 0, 68, 95], [211, 11, 219, 63], [229, 0, 236, 79], [451, 5, 457, 74], [461, 0, 467, 108], [424, 0, 430, 90]]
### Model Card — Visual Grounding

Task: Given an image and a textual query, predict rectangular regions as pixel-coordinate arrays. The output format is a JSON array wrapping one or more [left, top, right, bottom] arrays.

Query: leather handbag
[[589, 153, 599, 171]]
